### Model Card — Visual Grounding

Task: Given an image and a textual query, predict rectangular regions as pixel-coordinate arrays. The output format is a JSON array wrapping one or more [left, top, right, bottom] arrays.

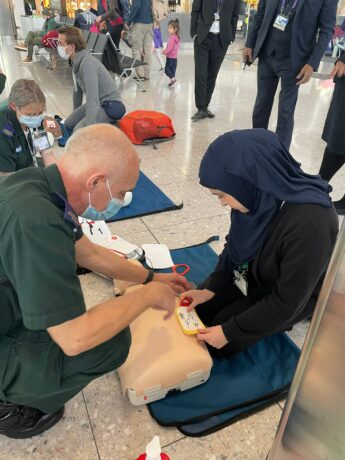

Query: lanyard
[[27, 129, 39, 168], [280, 0, 299, 13]]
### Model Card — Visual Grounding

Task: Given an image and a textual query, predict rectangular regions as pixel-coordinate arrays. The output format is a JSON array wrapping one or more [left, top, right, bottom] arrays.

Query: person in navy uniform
[[243, 0, 338, 149]]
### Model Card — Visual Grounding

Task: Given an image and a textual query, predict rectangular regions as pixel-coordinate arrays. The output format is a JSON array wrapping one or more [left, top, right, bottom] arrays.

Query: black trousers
[[194, 33, 227, 111], [253, 54, 299, 149], [319, 147, 345, 182], [165, 57, 177, 79], [196, 282, 307, 357], [319, 147, 345, 204], [108, 23, 124, 49], [196, 284, 254, 356]]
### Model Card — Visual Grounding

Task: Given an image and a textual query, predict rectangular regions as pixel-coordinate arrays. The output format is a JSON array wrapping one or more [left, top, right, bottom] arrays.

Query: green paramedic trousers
[[0, 326, 131, 413]]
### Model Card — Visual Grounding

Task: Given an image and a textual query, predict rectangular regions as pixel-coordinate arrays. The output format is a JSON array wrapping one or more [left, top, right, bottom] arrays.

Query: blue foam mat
[[106, 171, 182, 222], [148, 240, 300, 436], [156, 236, 219, 285]]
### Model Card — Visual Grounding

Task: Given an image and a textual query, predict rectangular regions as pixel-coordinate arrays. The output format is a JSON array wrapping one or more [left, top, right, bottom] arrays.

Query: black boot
[[0, 401, 64, 439]]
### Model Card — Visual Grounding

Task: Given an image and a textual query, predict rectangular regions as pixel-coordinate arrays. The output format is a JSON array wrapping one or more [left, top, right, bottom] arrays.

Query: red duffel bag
[[41, 30, 59, 48], [118, 110, 176, 146]]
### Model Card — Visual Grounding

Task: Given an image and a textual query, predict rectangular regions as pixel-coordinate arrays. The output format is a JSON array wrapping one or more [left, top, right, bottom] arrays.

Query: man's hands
[[153, 272, 193, 294], [296, 64, 313, 85], [331, 60, 345, 78], [144, 281, 178, 319], [242, 47, 253, 63], [197, 325, 228, 349], [180, 289, 215, 312]]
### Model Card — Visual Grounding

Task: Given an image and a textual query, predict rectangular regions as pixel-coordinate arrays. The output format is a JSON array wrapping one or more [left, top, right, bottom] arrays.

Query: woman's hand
[[153, 273, 193, 294], [96, 15, 103, 23], [197, 326, 228, 349], [180, 289, 215, 311]]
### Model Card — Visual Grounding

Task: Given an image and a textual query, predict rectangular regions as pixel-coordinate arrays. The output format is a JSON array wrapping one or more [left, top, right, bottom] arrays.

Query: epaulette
[[1, 121, 15, 138]]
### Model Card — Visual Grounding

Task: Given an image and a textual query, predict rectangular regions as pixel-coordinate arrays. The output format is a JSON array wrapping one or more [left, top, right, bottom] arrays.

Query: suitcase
[[115, 276, 213, 406], [118, 110, 175, 146]]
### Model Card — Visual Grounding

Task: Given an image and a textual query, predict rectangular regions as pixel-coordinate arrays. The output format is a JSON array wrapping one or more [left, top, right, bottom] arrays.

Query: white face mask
[[58, 45, 71, 60]]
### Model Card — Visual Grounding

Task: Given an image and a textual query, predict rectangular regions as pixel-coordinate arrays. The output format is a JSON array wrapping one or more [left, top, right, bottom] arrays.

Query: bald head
[[60, 124, 138, 181], [57, 124, 140, 216]]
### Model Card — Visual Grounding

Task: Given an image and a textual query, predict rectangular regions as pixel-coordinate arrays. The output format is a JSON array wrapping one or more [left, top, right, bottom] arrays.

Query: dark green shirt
[[0, 108, 34, 173], [0, 164, 85, 336]]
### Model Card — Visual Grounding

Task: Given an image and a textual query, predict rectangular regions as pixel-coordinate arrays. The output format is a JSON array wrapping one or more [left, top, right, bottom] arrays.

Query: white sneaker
[[169, 78, 177, 88]]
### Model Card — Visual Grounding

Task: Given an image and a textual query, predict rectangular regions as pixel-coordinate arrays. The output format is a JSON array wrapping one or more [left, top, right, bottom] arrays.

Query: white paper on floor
[[79, 218, 111, 243], [141, 243, 174, 269], [99, 235, 141, 258], [79, 218, 142, 259]]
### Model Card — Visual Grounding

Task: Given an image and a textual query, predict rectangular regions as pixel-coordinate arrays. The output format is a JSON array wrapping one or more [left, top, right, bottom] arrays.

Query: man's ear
[[85, 173, 107, 192], [9, 102, 16, 112]]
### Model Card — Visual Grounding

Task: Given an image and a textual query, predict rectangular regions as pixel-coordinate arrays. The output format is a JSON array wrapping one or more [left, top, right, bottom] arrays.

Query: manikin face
[[209, 189, 250, 213]]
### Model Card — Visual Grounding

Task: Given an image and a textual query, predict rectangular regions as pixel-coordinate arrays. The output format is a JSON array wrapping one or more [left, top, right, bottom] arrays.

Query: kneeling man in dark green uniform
[[0, 124, 190, 439]]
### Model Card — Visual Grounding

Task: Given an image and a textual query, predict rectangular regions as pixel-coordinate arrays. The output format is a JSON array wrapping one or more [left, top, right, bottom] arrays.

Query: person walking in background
[[190, 0, 241, 121], [243, 0, 338, 149], [0, 68, 6, 94], [125, 0, 153, 81], [319, 51, 345, 216], [163, 19, 180, 88], [14, 8, 60, 63], [96, 0, 124, 49], [24, 0, 33, 16], [153, 21, 165, 71]]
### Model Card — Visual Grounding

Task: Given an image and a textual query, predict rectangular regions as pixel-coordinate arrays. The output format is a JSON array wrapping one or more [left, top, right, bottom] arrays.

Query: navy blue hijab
[[199, 129, 332, 272]]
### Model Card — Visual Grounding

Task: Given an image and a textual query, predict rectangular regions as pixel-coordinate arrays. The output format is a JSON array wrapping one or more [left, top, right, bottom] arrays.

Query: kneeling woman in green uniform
[[0, 79, 57, 175], [182, 129, 339, 355]]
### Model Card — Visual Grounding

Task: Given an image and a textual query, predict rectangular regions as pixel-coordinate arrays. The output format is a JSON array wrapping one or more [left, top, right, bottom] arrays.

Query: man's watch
[[143, 269, 154, 284]]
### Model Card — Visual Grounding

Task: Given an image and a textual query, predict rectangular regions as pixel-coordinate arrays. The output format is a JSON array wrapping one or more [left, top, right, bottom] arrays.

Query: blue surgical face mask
[[81, 179, 125, 221], [18, 113, 45, 129]]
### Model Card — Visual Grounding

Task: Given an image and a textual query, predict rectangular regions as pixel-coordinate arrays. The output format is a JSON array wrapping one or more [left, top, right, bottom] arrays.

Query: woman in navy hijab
[[182, 129, 338, 355]]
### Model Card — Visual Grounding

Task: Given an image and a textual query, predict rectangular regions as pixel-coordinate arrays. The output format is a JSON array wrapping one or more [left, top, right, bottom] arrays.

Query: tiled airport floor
[[0, 36, 343, 459]]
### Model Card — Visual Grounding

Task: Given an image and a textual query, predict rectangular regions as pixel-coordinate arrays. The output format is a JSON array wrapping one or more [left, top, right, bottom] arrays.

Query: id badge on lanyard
[[27, 129, 39, 168], [273, 0, 298, 31], [233, 263, 249, 296]]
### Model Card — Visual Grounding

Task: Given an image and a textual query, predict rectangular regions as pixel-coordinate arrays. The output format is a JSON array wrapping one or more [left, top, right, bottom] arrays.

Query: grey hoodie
[[72, 49, 121, 126]]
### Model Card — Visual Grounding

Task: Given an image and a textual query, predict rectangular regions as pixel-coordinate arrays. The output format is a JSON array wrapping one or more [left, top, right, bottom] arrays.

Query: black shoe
[[191, 110, 208, 121], [206, 109, 215, 118], [0, 402, 22, 432], [0, 402, 64, 439]]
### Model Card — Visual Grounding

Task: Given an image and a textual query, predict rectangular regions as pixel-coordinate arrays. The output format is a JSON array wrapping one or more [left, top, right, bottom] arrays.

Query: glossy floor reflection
[[0, 36, 343, 459]]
